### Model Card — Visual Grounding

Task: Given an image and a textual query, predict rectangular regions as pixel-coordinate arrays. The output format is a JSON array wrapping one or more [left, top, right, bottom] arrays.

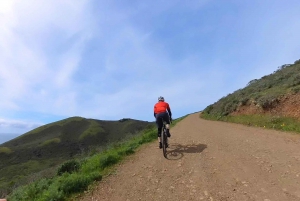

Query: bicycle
[[161, 121, 171, 158]]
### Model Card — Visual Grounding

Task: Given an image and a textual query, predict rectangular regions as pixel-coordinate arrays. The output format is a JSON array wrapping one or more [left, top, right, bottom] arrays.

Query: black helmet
[[158, 96, 164, 101]]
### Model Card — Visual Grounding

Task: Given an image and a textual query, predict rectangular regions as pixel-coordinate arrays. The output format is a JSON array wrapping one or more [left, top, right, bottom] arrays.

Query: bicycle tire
[[162, 128, 167, 158]]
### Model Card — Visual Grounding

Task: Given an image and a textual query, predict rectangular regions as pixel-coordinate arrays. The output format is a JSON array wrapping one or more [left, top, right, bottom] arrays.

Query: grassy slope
[[0, 117, 154, 197], [201, 113, 300, 134], [6, 116, 186, 201], [201, 59, 300, 134], [202, 60, 300, 116]]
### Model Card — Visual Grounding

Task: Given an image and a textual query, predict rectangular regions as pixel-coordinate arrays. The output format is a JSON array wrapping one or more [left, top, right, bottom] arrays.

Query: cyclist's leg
[[162, 113, 171, 137], [155, 114, 163, 148]]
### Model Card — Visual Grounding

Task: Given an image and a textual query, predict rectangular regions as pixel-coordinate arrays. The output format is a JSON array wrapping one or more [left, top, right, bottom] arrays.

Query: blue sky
[[1, 0, 300, 143]]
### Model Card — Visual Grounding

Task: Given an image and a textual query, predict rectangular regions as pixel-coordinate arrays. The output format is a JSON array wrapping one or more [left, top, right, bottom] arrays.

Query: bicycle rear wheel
[[162, 130, 167, 158]]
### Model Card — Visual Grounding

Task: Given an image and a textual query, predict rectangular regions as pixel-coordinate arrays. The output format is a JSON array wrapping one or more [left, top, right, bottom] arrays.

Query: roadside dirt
[[80, 113, 300, 201], [233, 93, 300, 120]]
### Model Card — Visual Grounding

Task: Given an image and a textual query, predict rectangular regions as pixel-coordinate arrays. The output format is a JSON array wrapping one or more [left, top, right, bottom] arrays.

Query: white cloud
[[0, 0, 226, 123], [0, 0, 94, 115], [1, 0, 300, 131], [0, 118, 42, 130], [54, 35, 91, 88]]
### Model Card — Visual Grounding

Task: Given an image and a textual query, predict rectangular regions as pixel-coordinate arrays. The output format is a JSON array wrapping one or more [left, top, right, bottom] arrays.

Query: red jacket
[[154, 101, 172, 117]]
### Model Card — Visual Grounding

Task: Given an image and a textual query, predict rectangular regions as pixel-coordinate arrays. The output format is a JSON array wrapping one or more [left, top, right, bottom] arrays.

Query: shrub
[[40, 138, 61, 147], [0, 147, 13, 154], [119, 118, 130, 122], [8, 178, 53, 201], [294, 59, 300, 64], [291, 85, 300, 94], [256, 95, 279, 109], [240, 97, 249, 106], [57, 160, 80, 176], [40, 184, 64, 201], [99, 153, 120, 169], [204, 105, 214, 114], [79, 121, 104, 140], [59, 174, 91, 195]]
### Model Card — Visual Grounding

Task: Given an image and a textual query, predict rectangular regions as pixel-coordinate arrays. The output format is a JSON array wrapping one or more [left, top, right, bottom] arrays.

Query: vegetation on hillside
[[201, 59, 300, 133], [0, 117, 154, 197], [202, 59, 300, 116], [201, 113, 300, 134], [5, 116, 185, 201]]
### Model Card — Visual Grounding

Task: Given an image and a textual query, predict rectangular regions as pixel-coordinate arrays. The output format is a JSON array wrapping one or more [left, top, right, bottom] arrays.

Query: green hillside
[[202, 59, 300, 116], [201, 59, 300, 132], [0, 116, 154, 197]]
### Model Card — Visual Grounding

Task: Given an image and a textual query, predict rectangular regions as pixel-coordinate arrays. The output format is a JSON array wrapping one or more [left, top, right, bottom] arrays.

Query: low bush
[[57, 160, 80, 176], [0, 147, 13, 154], [59, 174, 92, 195], [99, 153, 120, 169], [256, 95, 279, 109], [40, 138, 61, 147]]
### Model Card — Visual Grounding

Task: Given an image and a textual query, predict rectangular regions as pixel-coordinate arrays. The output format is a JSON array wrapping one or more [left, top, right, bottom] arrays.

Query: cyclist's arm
[[167, 108, 172, 116], [167, 104, 172, 121], [167, 104, 172, 117]]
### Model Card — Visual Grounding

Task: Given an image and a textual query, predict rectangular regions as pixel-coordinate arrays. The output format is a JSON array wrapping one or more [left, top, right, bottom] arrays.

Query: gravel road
[[80, 113, 300, 201]]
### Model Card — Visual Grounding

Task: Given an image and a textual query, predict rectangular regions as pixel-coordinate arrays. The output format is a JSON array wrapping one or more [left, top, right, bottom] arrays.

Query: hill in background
[[202, 59, 300, 119], [0, 116, 154, 195]]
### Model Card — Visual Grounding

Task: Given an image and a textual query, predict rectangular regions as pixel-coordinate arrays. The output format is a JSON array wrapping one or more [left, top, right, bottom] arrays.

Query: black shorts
[[155, 112, 170, 128]]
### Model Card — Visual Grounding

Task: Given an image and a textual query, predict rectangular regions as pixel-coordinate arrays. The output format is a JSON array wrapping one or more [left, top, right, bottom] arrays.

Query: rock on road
[[80, 113, 300, 201]]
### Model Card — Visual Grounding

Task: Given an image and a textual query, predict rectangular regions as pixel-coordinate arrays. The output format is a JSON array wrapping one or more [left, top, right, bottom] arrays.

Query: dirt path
[[80, 113, 300, 201]]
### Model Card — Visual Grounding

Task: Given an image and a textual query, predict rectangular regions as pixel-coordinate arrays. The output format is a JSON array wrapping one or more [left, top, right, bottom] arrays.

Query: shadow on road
[[166, 143, 207, 160]]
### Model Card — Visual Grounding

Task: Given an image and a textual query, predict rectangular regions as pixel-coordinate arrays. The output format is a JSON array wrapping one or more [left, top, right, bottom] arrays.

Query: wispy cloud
[[1, 0, 300, 135], [0, 0, 94, 115], [0, 118, 41, 130]]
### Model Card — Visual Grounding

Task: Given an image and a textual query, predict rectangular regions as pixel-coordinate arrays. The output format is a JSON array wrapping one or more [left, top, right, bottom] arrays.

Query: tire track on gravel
[[80, 113, 300, 201]]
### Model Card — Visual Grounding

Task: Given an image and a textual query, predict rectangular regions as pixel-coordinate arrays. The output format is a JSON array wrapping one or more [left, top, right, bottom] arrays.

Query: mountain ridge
[[0, 116, 155, 196]]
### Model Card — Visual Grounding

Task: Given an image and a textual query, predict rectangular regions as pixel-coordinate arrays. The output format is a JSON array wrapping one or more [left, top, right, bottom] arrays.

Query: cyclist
[[154, 96, 172, 149]]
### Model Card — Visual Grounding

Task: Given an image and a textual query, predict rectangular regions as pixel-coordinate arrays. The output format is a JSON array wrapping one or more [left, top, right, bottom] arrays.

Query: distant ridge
[[0, 116, 155, 195], [1, 116, 154, 162]]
